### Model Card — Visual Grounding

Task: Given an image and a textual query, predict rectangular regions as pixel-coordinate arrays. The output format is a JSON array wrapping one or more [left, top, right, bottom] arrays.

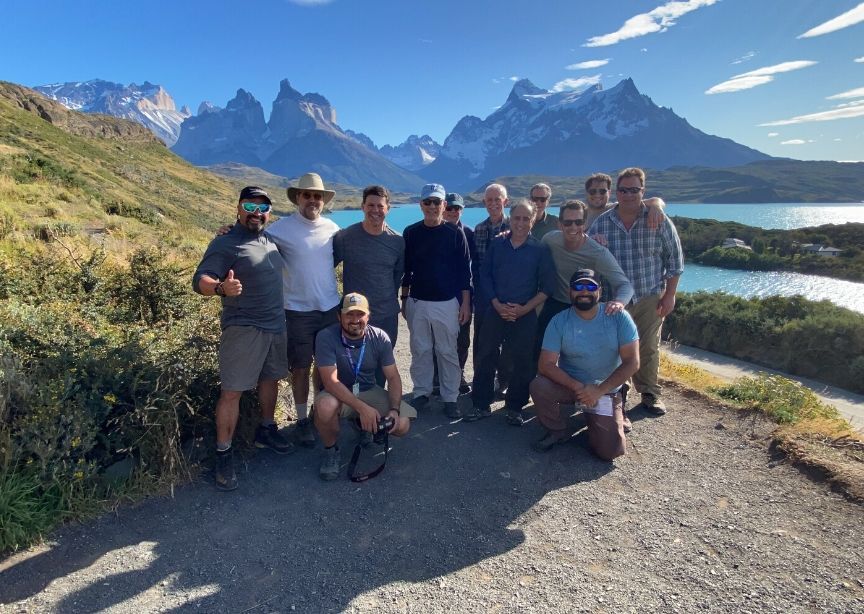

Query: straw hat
[[286, 172, 336, 205]]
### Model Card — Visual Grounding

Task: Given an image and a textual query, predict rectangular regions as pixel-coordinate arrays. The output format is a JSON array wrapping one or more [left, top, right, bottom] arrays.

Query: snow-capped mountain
[[33, 80, 190, 146], [422, 78, 771, 191], [171, 79, 424, 191], [379, 135, 441, 171]]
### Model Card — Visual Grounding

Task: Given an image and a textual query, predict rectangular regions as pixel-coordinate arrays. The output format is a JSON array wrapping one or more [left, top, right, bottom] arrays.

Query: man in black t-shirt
[[314, 293, 414, 480]]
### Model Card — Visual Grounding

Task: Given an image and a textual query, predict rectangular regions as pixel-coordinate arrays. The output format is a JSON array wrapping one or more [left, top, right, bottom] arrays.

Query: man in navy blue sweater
[[401, 184, 472, 419]]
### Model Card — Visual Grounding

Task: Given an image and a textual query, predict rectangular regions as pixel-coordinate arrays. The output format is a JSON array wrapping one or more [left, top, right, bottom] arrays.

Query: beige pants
[[626, 294, 663, 400]]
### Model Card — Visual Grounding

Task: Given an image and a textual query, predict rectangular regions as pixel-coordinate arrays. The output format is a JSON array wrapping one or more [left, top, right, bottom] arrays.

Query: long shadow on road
[[0, 404, 613, 612]]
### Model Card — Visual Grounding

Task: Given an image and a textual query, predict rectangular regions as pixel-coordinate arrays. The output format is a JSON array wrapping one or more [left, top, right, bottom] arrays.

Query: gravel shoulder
[[2, 318, 863, 613]]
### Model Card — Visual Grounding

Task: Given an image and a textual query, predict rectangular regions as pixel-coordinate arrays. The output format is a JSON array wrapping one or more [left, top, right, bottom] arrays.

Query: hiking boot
[[505, 408, 525, 427], [214, 448, 238, 491], [641, 394, 667, 416], [294, 417, 316, 447], [531, 431, 569, 453], [319, 446, 340, 481], [255, 424, 295, 455], [443, 401, 462, 420], [463, 405, 491, 422], [411, 394, 430, 412], [459, 377, 472, 395]]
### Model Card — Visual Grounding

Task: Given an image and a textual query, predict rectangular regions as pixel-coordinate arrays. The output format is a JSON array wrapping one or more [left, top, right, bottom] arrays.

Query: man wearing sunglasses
[[194, 186, 294, 491], [588, 167, 684, 417], [266, 172, 341, 447], [529, 182, 560, 240], [442, 192, 476, 394], [401, 183, 472, 419], [530, 269, 639, 460], [584, 172, 665, 229]]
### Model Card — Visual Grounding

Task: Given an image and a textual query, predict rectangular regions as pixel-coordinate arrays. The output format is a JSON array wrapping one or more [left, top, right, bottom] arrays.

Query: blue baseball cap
[[420, 183, 446, 201]]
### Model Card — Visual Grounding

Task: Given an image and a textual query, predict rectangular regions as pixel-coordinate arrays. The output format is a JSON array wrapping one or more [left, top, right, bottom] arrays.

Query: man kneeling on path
[[193, 186, 294, 491], [314, 293, 415, 480], [530, 269, 639, 461]]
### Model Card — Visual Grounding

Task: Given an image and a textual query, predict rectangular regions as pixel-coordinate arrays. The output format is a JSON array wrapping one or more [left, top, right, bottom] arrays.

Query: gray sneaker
[[443, 401, 462, 420], [295, 418, 316, 447], [319, 446, 340, 481]]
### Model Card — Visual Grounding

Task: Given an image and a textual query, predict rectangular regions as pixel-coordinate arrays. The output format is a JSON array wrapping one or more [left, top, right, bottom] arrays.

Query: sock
[[296, 403, 308, 421], [216, 442, 231, 452]]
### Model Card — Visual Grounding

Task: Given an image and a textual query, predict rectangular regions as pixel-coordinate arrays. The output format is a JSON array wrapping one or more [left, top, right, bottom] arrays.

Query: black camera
[[374, 416, 395, 444]]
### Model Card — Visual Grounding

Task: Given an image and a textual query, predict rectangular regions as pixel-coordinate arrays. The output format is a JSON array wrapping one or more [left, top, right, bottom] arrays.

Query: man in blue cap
[[401, 183, 472, 419]]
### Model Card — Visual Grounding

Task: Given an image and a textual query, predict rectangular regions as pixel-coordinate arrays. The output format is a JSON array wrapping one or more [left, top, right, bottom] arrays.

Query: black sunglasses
[[561, 219, 585, 226], [421, 198, 443, 206]]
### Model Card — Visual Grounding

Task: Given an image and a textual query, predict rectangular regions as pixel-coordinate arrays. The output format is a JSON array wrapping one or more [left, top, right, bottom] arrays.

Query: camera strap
[[347, 431, 388, 482]]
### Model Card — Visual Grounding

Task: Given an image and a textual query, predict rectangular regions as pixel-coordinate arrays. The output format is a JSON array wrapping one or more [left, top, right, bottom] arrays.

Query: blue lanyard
[[341, 332, 367, 383]]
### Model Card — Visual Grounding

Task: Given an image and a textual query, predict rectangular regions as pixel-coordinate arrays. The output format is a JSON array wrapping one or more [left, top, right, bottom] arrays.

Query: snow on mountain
[[379, 134, 441, 171], [33, 79, 190, 146]]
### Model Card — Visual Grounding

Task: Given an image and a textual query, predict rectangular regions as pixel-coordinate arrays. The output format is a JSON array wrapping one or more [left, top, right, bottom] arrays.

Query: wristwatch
[[215, 282, 225, 296]]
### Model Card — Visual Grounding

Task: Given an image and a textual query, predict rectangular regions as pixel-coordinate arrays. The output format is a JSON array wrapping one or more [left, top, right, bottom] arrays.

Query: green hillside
[[478, 159, 864, 204]]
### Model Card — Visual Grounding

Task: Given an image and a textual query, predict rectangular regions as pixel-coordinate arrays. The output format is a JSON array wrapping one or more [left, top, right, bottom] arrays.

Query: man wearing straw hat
[[266, 172, 341, 446]]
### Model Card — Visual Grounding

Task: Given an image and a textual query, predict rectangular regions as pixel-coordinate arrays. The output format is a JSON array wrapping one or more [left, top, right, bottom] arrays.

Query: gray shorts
[[285, 306, 339, 369], [219, 326, 290, 391]]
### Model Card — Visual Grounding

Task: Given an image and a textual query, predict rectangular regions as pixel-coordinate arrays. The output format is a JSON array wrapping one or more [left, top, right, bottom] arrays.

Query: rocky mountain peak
[[507, 78, 547, 103]]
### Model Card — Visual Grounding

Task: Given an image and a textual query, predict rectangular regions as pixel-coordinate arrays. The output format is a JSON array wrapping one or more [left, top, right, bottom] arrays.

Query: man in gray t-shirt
[[193, 186, 294, 492], [313, 293, 415, 480], [333, 185, 405, 346]]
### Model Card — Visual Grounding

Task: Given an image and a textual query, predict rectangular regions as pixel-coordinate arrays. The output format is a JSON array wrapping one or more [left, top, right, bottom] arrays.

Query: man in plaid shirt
[[588, 167, 684, 416]]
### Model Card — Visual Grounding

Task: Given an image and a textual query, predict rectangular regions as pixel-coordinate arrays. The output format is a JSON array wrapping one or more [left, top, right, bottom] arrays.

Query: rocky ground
[[1, 319, 862, 613]]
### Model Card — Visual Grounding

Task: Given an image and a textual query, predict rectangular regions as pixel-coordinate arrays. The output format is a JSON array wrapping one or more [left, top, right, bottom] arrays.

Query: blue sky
[[2, 0, 863, 161]]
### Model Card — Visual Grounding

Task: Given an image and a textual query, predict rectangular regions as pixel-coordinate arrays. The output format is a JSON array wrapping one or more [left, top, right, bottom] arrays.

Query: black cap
[[445, 193, 464, 208], [569, 268, 598, 287], [239, 186, 272, 205]]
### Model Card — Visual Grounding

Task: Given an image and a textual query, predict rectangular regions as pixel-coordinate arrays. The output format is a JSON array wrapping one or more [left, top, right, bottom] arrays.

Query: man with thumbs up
[[194, 186, 294, 491]]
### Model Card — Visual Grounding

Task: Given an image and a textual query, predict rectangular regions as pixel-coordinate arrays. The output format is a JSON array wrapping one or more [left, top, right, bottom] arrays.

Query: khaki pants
[[626, 294, 663, 400]]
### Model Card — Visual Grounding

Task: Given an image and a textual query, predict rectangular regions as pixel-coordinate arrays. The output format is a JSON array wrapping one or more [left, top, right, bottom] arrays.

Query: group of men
[[193, 167, 684, 490]]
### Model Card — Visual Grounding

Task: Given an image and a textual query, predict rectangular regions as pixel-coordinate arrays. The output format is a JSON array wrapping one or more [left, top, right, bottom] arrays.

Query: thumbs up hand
[[222, 269, 243, 296]]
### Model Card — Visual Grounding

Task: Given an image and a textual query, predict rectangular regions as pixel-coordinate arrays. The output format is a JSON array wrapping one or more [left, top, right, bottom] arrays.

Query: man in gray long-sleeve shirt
[[333, 185, 404, 346], [193, 186, 294, 491]]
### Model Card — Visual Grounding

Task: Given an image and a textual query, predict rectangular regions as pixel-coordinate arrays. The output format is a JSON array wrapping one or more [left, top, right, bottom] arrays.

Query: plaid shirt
[[588, 204, 684, 304], [473, 216, 510, 270]]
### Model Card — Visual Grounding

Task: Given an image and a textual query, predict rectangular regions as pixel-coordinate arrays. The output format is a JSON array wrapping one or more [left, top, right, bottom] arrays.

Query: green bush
[[713, 374, 840, 424], [103, 200, 160, 225]]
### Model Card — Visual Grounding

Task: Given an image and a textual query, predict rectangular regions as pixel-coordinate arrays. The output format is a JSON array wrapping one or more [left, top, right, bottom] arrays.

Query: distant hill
[[476, 160, 864, 204]]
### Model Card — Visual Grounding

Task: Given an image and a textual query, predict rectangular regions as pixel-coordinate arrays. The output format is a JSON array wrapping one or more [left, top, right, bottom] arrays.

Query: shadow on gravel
[[0, 402, 615, 612]]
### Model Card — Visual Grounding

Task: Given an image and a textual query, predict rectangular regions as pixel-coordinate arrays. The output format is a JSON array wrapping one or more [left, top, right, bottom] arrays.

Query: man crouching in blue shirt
[[193, 187, 294, 491], [529, 269, 640, 460]]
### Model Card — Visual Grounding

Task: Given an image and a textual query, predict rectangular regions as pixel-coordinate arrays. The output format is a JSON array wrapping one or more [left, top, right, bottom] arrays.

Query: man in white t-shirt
[[265, 173, 341, 446]]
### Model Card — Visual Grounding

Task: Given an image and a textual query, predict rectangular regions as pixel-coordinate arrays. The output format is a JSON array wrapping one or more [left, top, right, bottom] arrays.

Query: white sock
[[296, 403, 309, 421]]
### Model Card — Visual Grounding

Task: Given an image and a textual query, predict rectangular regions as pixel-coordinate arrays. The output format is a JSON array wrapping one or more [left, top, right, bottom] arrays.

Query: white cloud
[[767, 132, 779, 137], [705, 60, 817, 94], [584, 0, 719, 47], [856, 57, 864, 63], [826, 86, 864, 100], [780, 139, 807, 145], [731, 51, 756, 65], [798, 3, 864, 38], [760, 99, 864, 126], [834, 138, 843, 141], [550, 75, 602, 93], [566, 59, 610, 70], [640, 48, 648, 52], [509, 76, 520, 81]]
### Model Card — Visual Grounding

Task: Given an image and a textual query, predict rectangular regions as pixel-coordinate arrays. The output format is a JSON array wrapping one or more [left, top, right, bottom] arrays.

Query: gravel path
[[2, 319, 863, 613]]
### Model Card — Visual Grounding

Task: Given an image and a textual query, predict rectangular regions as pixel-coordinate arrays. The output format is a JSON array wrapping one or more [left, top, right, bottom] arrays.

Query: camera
[[374, 416, 395, 444]]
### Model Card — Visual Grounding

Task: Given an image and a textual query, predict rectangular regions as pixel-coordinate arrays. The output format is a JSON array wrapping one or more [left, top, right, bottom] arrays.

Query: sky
[[1, 0, 863, 161]]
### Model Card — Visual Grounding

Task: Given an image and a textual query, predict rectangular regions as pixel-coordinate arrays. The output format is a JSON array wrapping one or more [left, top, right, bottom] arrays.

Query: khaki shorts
[[314, 386, 417, 419], [219, 326, 290, 391]]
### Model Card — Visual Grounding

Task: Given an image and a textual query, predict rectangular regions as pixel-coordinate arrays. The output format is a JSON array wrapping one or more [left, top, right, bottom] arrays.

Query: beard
[[572, 295, 598, 311]]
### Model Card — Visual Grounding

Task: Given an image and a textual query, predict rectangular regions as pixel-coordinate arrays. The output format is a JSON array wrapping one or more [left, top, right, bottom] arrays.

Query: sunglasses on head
[[570, 281, 599, 292], [561, 218, 585, 226], [588, 188, 608, 195], [301, 191, 324, 201], [422, 198, 443, 206], [617, 187, 643, 194], [241, 202, 272, 214]]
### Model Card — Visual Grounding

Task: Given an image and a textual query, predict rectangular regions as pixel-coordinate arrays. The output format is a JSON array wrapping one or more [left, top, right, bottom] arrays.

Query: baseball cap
[[238, 186, 272, 205], [420, 183, 446, 201], [445, 193, 464, 208], [569, 269, 598, 287], [341, 292, 370, 314]]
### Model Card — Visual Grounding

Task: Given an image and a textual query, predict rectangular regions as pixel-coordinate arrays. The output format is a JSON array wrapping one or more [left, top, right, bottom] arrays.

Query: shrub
[[712, 374, 840, 424]]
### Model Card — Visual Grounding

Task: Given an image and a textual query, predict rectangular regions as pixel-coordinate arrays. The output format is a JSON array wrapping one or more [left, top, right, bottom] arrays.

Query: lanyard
[[341, 332, 367, 384]]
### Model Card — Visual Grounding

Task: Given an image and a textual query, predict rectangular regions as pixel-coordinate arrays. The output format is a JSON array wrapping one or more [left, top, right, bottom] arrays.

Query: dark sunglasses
[[444, 205, 462, 212], [570, 282, 599, 292], [531, 196, 550, 202], [301, 191, 325, 201], [587, 188, 608, 195], [617, 187, 643, 194], [422, 198, 443, 206], [561, 219, 585, 226], [241, 202, 272, 214]]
